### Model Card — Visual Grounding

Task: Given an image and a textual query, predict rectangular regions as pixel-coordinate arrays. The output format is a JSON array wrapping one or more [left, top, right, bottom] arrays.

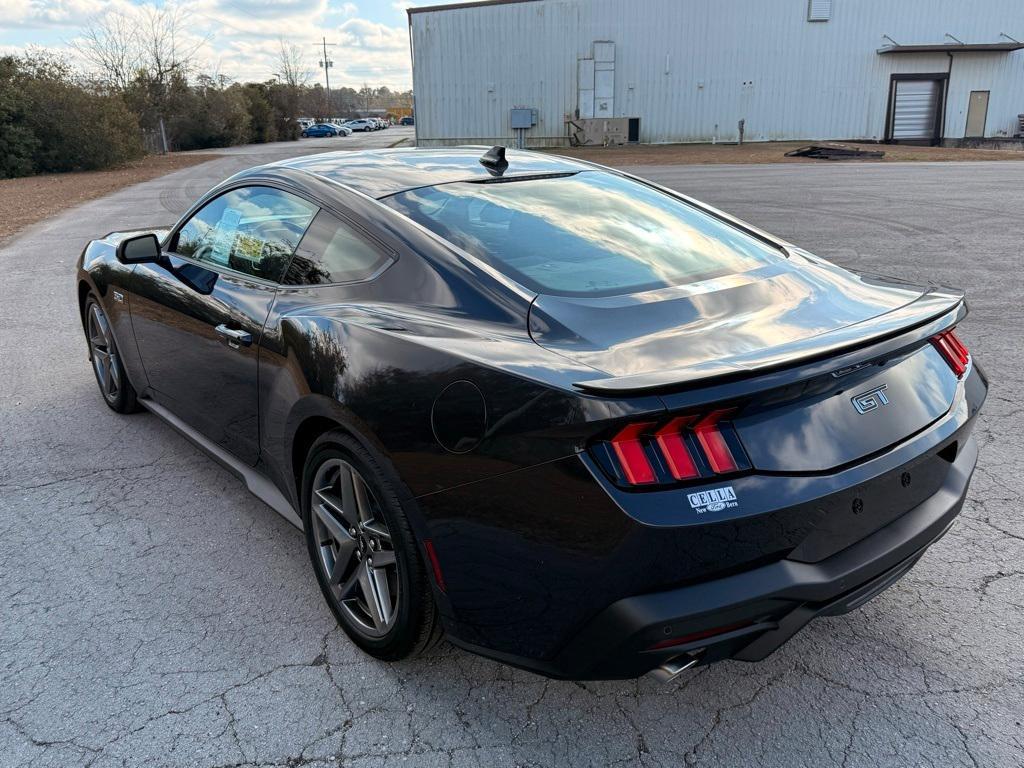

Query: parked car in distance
[[344, 119, 375, 132], [301, 123, 338, 138], [399, 116, 414, 126], [329, 124, 353, 136], [75, 147, 986, 681]]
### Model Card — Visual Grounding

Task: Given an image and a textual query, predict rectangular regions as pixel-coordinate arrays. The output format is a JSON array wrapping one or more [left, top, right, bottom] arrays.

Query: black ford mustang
[[76, 147, 986, 681]]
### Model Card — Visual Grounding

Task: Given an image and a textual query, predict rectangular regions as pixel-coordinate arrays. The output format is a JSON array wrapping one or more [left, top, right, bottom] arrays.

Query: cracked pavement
[[1, 141, 1022, 766]]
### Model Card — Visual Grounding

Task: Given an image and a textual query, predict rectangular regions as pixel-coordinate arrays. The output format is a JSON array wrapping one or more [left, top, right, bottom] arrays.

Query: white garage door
[[892, 80, 941, 140]]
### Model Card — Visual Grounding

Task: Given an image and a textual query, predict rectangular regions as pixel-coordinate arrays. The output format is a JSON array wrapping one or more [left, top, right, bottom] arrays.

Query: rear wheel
[[84, 294, 139, 413], [302, 431, 442, 660]]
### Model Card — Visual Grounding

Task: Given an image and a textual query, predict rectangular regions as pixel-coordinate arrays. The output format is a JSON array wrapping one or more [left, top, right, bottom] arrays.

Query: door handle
[[215, 324, 252, 349]]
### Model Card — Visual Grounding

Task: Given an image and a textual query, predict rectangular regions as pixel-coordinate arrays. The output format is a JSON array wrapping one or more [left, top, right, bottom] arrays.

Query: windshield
[[383, 170, 785, 297]]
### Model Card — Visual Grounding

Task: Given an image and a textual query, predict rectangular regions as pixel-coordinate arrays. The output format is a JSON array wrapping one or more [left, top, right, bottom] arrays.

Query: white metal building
[[407, 0, 1024, 147]]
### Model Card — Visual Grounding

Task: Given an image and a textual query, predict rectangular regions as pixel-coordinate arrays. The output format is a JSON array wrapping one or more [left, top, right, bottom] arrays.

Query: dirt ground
[[548, 140, 1024, 166], [0, 153, 219, 244]]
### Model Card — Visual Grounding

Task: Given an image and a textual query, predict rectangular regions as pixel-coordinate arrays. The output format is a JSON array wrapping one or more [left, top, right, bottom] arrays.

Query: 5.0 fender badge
[[688, 486, 738, 514]]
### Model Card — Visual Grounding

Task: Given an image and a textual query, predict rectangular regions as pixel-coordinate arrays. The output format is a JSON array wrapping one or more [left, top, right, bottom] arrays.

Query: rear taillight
[[694, 409, 740, 474], [654, 416, 700, 480], [601, 409, 749, 487], [609, 422, 658, 485], [931, 329, 970, 378]]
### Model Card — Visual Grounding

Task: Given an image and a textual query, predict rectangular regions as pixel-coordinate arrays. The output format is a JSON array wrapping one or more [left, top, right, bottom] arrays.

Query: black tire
[[302, 430, 442, 660], [301, 131, 308, 138], [84, 293, 140, 414]]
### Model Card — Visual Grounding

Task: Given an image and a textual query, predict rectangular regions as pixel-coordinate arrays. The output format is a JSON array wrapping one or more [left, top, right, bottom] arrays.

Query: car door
[[130, 184, 318, 464]]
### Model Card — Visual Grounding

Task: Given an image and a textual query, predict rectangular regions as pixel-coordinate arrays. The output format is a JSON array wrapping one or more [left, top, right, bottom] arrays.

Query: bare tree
[[277, 39, 312, 88], [71, 3, 206, 92], [139, 4, 206, 90], [71, 11, 142, 91]]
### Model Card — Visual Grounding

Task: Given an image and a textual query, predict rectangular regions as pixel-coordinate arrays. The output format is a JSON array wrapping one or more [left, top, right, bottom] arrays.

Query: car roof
[[262, 147, 591, 200]]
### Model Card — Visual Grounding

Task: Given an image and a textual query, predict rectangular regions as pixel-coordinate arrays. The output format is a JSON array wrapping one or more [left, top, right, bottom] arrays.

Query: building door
[[888, 78, 944, 144], [577, 58, 594, 119], [593, 41, 615, 118], [577, 41, 615, 120], [965, 91, 990, 137]]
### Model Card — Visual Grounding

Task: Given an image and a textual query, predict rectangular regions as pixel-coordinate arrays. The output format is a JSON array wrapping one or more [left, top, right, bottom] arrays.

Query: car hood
[[527, 251, 964, 393]]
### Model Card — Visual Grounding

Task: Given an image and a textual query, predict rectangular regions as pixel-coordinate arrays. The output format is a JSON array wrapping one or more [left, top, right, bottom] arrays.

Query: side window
[[173, 186, 318, 282], [283, 210, 391, 285]]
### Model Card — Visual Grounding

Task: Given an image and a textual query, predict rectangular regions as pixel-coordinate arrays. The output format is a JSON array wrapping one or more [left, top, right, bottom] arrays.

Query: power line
[[316, 37, 337, 116]]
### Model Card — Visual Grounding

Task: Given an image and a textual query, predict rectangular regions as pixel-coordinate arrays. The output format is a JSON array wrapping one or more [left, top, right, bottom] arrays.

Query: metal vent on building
[[807, 0, 832, 21]]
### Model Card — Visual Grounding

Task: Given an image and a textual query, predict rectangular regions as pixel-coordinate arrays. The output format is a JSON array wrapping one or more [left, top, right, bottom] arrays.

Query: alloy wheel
[[88, 303, 121, 403], [311, 458, 400, 638]]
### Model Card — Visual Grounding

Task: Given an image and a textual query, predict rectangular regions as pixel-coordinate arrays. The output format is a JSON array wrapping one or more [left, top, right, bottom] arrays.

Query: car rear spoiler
[[573, 292, 967, 395]]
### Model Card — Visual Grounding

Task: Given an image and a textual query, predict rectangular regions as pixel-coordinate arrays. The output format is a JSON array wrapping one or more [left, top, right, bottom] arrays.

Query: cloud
[[204, 0, 327, 19], [0, 0, 114, 29], [337, 18, 407, 53]]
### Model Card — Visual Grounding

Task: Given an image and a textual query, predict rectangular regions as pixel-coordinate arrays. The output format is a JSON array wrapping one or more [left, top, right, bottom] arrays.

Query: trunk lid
[[528, 255, 963, 393], [730, 342, 960, 472]]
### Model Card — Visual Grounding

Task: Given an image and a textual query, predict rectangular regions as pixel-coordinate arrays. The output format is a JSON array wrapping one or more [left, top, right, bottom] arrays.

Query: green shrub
[[243, 83, 276, 144], [0, 57, 39, 178], [28, 83, 144, 173], [0, 54, 143, 177], [167, 78, 252, 151]]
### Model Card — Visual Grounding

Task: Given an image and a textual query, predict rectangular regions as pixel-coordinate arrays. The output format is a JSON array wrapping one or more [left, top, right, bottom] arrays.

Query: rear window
[[383, 171, 784, 297]]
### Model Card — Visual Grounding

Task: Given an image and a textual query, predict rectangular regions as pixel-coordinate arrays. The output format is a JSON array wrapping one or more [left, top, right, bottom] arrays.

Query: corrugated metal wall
[[409, 0, 1024, 146]]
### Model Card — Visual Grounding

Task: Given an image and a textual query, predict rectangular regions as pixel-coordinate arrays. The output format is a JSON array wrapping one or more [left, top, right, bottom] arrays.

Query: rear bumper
[[451, 435, 978, 680]]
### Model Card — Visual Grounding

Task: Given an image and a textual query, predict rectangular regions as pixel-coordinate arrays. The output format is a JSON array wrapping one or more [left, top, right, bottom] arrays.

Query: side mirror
[[116, 233, 162, 265]]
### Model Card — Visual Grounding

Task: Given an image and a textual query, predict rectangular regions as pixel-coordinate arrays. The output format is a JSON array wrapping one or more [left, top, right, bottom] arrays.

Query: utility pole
[[316, 37, 337, 117]]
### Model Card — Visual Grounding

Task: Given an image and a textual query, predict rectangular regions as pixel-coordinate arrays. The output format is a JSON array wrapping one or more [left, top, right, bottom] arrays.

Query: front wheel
[[84, 294, 140, 413], [302, 431, 442, 660]]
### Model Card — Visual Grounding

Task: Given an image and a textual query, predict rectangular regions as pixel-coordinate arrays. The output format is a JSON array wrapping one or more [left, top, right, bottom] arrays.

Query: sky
[[0, 0, 464, 90]]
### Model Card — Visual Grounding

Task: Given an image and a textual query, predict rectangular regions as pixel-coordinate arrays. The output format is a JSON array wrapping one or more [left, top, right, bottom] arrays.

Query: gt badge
[[851, 384, 889, 414], [688, 486, 738, 514]]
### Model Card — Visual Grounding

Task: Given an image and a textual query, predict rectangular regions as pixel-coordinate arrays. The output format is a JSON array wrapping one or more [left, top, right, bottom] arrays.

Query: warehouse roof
[[407, 0, 540, 16]]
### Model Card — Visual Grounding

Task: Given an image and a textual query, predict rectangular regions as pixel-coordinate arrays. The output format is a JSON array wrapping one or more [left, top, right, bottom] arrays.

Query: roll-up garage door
[[891, 80, 941, 140]]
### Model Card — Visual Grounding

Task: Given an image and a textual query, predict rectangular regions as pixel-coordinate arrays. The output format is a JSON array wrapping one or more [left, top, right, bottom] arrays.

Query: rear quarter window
[[283, 210, 391, 285]]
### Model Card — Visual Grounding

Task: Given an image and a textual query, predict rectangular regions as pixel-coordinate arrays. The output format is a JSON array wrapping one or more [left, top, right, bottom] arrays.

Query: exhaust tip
[[650, 651, 702, 684]]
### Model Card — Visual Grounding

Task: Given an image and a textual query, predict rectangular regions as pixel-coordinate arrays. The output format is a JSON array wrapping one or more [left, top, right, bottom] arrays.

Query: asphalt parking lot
[[1, 138, 1022, 766]]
